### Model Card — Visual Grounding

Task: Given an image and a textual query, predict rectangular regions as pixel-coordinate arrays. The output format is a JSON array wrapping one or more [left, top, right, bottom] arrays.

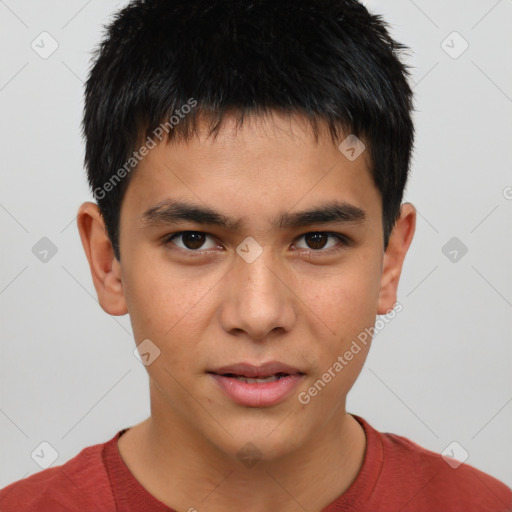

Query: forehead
[[122, 112, 381, 227]]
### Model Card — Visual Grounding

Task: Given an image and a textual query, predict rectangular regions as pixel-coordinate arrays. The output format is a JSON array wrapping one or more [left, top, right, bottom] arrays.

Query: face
[[81, 112, 412, 462]]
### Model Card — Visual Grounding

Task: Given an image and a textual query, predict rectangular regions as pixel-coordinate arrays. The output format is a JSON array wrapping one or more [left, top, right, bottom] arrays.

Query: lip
[[208, 361, 305, 407], [210, 361, 303, 378]]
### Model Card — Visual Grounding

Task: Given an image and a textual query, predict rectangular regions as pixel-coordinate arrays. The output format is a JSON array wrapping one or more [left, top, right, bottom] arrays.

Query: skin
[[77, 111, 416, 512]]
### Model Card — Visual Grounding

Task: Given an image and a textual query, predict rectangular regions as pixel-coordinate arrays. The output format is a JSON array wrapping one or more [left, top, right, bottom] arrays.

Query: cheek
[[299, 258, 382, 338], [122, 255, 223, 349]]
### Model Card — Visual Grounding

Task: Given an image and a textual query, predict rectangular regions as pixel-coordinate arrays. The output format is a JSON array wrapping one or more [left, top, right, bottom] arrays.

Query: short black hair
[[82, 0, 415, 260]]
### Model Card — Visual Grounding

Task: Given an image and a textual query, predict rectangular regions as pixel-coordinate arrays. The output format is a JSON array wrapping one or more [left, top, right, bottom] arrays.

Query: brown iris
[[181, 232, 206, 250], [304, 233, 329, 250]]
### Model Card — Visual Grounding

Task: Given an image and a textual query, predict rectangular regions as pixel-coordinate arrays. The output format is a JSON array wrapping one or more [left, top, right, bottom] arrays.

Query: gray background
[[1, 0, 511, 490]]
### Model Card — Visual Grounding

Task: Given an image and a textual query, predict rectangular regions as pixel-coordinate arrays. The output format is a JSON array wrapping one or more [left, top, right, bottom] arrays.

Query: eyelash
[[162, 231, 350, 256]]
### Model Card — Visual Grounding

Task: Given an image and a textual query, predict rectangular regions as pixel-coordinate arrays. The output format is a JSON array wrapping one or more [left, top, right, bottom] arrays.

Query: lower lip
[[210, 374, 304, 407]]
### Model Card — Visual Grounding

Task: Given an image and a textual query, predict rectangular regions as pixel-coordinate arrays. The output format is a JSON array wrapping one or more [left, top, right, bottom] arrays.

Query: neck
[[118, 396, 366, 512]]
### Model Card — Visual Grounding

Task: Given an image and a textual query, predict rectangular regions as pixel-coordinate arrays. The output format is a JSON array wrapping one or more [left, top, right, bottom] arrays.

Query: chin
[[202, 410, 310, 464]]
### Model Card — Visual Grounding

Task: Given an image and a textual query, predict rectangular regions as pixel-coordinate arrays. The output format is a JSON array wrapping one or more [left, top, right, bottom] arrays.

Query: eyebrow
[[141, 199, 367, 231]]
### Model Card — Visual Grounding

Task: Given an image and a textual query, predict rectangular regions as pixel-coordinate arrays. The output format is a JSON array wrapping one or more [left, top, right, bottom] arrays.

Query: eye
[[164, 231, 220, 252], [163, 230, 349, 255], [293, 232, 349, 252]]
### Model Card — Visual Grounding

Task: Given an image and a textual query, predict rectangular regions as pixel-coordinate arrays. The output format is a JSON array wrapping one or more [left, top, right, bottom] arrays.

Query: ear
[[377, 202, 416, 315], [76, 202, 128, 316]]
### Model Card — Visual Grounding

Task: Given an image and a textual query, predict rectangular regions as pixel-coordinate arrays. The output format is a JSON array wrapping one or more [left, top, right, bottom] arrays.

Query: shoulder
[[0, 434, 119, 512], [363, 418, 512, 512]]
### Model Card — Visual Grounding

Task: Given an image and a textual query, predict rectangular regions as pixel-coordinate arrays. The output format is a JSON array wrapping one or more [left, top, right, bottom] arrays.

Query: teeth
[[231, 375, 283, 383]]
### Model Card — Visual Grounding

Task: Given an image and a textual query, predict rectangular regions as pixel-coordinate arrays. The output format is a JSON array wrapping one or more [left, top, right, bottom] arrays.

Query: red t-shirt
[[1, 415, 510, 511]]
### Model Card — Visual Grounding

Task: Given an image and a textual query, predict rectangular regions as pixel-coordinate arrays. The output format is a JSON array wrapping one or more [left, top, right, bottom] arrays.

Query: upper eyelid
[[165, 231, 348, 250], [293, 232, 350, 249], [167, 230, 346, 239], [166, 231, 220, 250]]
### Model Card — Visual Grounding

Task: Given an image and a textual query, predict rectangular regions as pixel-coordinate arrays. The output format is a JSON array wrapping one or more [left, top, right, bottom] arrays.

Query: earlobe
[[76, 202, 128, 316], [377, 202, 416, 315]]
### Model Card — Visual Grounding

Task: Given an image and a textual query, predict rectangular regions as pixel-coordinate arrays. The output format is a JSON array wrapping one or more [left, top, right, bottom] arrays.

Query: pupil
[[306, 233, 327, 249], [183, 232, 205, 249]]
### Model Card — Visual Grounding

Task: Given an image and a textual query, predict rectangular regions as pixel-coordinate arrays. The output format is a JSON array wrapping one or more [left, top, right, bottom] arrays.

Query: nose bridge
[[221, 241, 295, 339], [240, 249, 278, 299]]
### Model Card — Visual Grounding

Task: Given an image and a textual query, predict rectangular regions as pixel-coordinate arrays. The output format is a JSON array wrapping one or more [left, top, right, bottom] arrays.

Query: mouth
[[207, 362, 305, 407], [216, 373, 291, 384], [209, 361, 305, 380]]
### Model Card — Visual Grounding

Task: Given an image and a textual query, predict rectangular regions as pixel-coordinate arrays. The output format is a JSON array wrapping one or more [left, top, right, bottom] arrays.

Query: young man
[[1, 0, 510, 510]]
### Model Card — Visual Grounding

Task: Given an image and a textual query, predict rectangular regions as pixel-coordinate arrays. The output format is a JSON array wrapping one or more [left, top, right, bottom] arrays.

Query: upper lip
[[209, 362, 304, 378]]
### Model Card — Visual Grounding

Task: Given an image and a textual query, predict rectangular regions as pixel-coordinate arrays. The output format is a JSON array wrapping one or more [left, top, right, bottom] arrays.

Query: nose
[[219, 245, 297, 341]]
